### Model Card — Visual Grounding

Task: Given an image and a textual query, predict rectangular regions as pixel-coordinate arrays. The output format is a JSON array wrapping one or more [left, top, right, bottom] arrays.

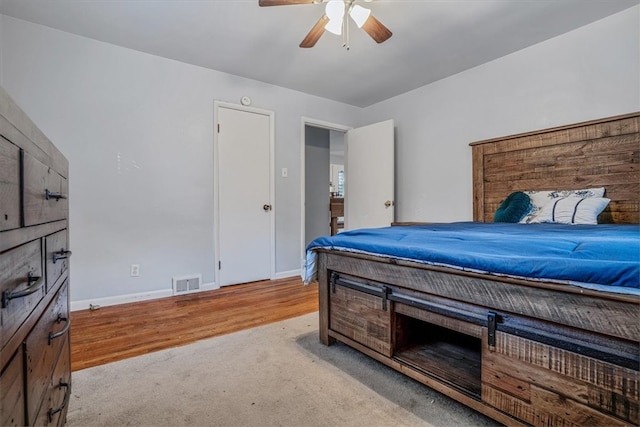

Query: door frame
[[214, 101, 276, 286], [300, 117, 351, 267]]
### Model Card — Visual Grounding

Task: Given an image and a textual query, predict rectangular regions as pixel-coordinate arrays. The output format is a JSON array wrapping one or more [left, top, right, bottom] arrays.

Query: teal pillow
[[494, 192, 532, 223]]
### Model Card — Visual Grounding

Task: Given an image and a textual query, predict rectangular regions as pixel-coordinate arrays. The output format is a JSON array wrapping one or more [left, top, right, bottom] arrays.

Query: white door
[[344, 119, 394, 230], [216, 105, 273, 286]]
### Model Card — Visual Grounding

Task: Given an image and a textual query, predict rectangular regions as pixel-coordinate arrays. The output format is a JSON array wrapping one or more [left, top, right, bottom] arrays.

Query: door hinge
[[218, 261, 221, 270], [217, 123, 220, 133]]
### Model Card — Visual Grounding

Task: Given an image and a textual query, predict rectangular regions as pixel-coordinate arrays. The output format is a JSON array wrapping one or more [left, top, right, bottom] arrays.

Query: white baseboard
[[71, 282, 219, 311], [274, 269, 301, 279]]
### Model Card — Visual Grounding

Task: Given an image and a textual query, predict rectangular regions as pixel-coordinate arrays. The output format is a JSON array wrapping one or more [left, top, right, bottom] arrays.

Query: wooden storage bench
[[317, 249, 639, 427]]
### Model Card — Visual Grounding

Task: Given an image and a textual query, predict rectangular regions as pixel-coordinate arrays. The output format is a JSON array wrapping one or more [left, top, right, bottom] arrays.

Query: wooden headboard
[[470, 113, 640, 224]]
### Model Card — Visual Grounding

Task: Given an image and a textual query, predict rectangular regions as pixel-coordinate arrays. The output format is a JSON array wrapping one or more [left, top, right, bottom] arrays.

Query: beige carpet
[[67, 312, 498, 427]]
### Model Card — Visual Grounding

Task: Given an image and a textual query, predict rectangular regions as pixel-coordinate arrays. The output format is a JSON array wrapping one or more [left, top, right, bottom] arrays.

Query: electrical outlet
[[130, 264, 140, 277]]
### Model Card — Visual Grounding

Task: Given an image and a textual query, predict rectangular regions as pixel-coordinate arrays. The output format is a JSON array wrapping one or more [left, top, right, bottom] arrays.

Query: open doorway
[[300, 118, 395, 267], [300, 118, 350, 264], [303, 126, 346, 245]]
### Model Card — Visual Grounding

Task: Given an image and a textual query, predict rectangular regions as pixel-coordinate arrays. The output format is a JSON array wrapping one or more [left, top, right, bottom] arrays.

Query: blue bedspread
[[304, 222, 640, 294]]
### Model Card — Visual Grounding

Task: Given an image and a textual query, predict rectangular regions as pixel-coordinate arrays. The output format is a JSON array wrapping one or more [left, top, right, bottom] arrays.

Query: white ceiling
[[0, 0, 637, 107]]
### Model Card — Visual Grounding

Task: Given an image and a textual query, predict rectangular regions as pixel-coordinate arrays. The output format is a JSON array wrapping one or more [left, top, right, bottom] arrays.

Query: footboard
[[317, 250, 640, 426]]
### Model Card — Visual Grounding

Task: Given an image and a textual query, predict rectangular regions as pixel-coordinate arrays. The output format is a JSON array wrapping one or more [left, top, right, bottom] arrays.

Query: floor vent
[[172, 274, 202, 295]]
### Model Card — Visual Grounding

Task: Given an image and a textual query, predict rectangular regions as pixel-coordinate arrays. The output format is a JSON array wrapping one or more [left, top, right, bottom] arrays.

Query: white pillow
[[529, 197, 610, 225], [520, 187, 605, 224]]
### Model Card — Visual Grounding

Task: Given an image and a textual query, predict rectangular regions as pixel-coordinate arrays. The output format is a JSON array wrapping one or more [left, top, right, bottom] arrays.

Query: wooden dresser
[[0, 86, 71, 426]]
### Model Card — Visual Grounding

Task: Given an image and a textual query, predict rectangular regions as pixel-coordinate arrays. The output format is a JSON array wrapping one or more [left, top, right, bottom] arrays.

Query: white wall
[[0, 16, 362, 305], [363, 6, 639, 222]]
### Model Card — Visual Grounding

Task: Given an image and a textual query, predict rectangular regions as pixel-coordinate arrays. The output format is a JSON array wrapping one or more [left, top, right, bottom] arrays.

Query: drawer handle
[[53, 248, 73, 263], [1, 273, 44, 308], [49, 314, 71, 344], [45, 189, 68, 201], [48, 380, 71, 423]]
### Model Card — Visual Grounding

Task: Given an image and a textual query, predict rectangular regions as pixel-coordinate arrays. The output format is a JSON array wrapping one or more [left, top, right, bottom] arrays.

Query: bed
[[305, 113, 640, 426]]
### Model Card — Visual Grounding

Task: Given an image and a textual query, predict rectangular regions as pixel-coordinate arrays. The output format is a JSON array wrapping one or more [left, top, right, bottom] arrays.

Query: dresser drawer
[[32, 335, 71, 427], [0, 346, 26, 427], [45, 230, 70, 293], [23, 153, 68, 227], [0, 239, 45, 350], [25, 282, 69, 425], [0, 137, 21, 232]]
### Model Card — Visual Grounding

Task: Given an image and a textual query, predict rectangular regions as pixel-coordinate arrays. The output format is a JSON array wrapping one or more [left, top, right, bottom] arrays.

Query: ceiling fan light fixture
[[259, 0, 391, 48], [325, 0, 345, 20], [349, 4, 371, 28], [325, 17, 343, 35], [324, 0, 345, 35]]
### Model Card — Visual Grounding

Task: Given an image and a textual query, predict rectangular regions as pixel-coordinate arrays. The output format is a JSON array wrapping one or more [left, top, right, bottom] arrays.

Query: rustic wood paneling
[[493, 332, 640, 401], [483, 330, 640, 425], [481, 384, 536, 425], [318, 248, 639, 425], [471, 113, 640, 223], [330, 285, 392, 356], [531, 385, 631, 427], [323, 251, 640, 342], [0, 348, 25, 427]]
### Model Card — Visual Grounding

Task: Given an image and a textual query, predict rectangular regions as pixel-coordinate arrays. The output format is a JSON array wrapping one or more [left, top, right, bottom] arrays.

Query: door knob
[[384, 200, 393, 208], [263, 204, 272, 211]]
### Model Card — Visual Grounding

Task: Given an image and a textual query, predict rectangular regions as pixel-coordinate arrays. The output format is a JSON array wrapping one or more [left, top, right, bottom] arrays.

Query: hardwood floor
[[70, 277, 318, 371]]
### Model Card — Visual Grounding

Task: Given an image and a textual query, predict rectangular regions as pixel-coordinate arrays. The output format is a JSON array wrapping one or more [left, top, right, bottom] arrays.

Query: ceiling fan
[[258, 0, 392, 48]]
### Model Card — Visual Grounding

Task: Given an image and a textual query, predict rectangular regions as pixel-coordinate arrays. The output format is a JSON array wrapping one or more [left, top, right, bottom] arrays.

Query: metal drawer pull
[[53, 248, 72, 263], [48, 380, 71, 423], [45, 189, 67, 200], [1, 273, 44, 308], [49, 314, 71, 344]]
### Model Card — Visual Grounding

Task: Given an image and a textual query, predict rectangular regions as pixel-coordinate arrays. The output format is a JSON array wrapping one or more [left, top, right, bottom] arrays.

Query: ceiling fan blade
[[300, 15, 329, 48], [258, 0, 317, 6], [361, 14, 392, 44]]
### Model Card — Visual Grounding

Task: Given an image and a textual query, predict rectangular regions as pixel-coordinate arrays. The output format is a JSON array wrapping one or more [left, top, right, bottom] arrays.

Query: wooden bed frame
[[316, 113, 639, 426]]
